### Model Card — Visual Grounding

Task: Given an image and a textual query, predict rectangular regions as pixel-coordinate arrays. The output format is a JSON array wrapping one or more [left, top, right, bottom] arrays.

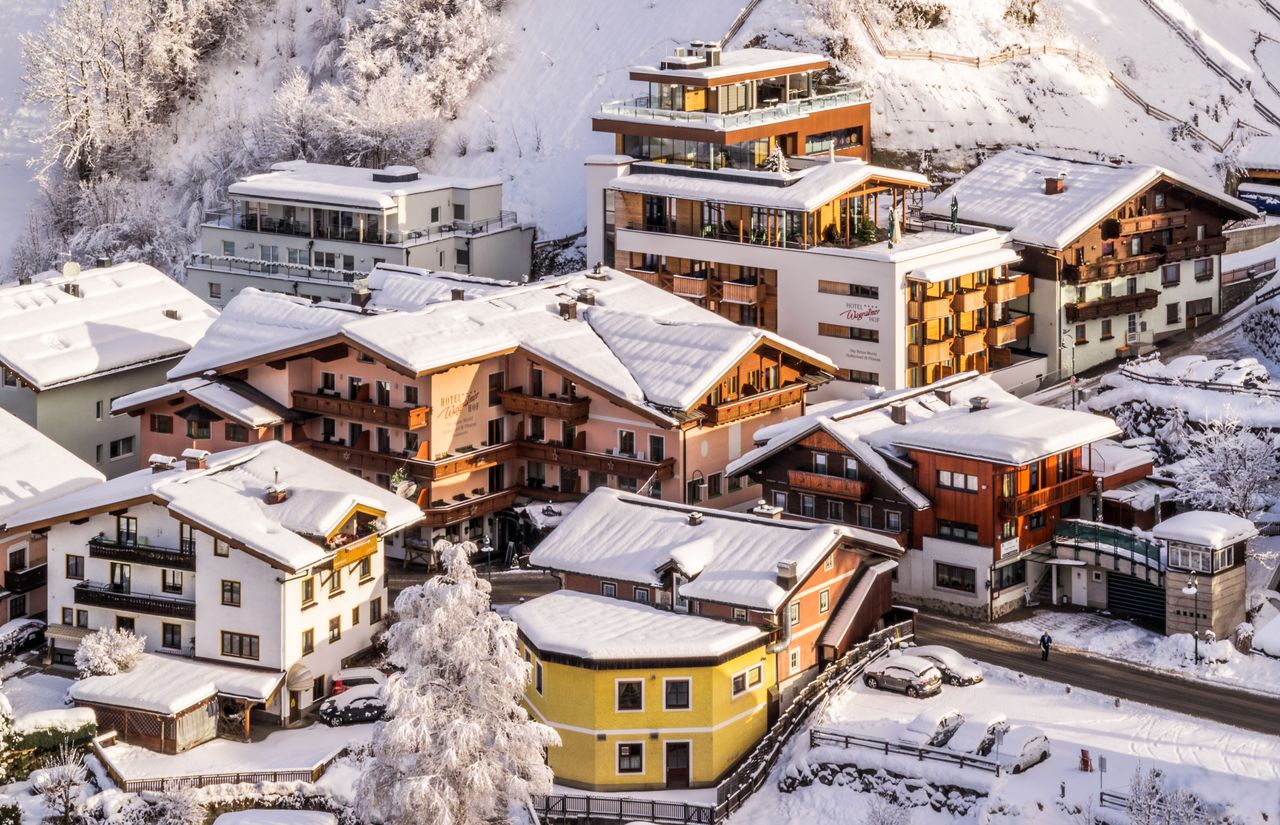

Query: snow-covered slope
[[0, 1, 55, 258]]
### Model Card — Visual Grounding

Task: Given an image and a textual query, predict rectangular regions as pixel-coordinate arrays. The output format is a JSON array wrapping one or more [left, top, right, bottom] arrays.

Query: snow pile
[[12, 707, 96, 735]]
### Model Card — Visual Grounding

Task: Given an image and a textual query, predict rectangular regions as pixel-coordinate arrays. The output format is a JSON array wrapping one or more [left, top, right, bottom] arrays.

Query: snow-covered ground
[[0, 0, 54, 262], [729, 665, 1280, 824], [4, 671, 72, 716]]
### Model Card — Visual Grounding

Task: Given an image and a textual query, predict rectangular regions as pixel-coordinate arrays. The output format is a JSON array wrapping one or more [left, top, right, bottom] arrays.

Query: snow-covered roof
[[1089, 440, 1154, 478], [111, 377, 287, 428], [8, 442, 422, 571], [169, 268, 834, 422], [0, 263, 218, 390], [923, 148, 1256, 250], [1237, 136, 1280, 172], [908, 247, 1021, 283], [0, 408, 103, 527], [611, 159, 928, 213], [70, 652, 284, 714], [528, 488, 858, 611], [1151, 511, 1257, 548], [228, 160, 501, 210], [632, 47, 827, 83], [511, 590, 765, 661], [1101, 479, 1169, 511]]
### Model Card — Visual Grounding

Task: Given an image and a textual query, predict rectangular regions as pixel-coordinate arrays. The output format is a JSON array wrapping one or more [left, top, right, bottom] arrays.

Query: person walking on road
[[1039, 632, 1053, 662]]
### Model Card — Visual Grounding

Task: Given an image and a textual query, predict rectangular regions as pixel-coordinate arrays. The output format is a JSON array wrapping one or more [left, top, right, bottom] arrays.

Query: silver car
[[863, 655, 944, 698]]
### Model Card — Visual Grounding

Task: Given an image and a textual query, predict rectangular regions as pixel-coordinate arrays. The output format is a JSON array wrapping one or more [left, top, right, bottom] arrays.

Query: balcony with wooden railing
[[985, 274, 1031, 304], [73, 582, 196, 620], [672, 275, 709, 298], [1115, 210, 1188, 235], [1063, 253, 1163, 283], [307, 439, 518, 482], [1157, 236, 1226, 263], [908, 297, 951, 322], [88, 536, 197, 571], [999, 472, 1096, 518], [520, 440, 677, 481], [986, 314, 1034, 347], [909, 339, 953, 365], [293, 390, 429, 431], [950, 330, 986, 357], [1065, 289, 1160, 322], [419, 489, 522, 528], [625, 269, 665, 288], [3, 564, 46, 594], [700, 384, 806, 426], [721, 280, 765, 305], [500, 387, 590, 424], [787, 469, 866, 500], [951, 289, 985, 314]]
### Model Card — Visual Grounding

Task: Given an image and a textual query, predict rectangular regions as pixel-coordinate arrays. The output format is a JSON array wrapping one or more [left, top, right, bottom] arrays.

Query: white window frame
[[662, 676, 693, 711], [788, 647, 802, 675], [788, 602, 800, 627], [731, 663, 763, 697], [615, 678, 645, 713], [616, 741, 645, 776], [823, 555, 834, 572], [601, 581, 617, 598], [819, 589, 830, 614]]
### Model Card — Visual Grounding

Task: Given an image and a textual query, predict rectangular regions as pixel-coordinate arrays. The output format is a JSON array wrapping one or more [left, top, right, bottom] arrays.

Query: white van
[[998, 726, 1050, 774]]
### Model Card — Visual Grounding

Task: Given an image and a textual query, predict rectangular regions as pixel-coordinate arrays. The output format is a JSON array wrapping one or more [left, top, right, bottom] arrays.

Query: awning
[[286, 662, 314, 690], [46, 624, 93, 644], [1044, 559, 1087, 566], [908, 247, 1022, 283]]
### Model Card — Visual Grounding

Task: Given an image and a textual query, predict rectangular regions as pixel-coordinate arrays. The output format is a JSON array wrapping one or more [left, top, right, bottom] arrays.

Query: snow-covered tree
[[865, 795, 912, 825], [149, 785, 205, 825], [35, 744, 88, 825], [356, 545, 558, 825], [75, 628, 145, 677], [1175, 414, 1279, 516], [1126, 766, 1211, 825]]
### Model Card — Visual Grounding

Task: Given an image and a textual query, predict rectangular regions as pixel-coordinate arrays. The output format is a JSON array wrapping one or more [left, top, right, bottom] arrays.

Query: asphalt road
[[915, 613, 1280, 737]]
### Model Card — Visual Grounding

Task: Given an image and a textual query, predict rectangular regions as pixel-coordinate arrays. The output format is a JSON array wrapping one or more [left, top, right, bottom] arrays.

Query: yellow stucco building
[[512, 590, 774, 791]]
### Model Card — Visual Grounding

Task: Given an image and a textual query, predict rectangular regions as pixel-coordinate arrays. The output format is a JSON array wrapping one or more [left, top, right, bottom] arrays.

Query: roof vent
[[352, 281, 372, 310], [970, 396, 989, 412], [148, 454, 177, 473], [1044, 175, 1066, 195], [181, 448, 210, 470], [751, 500, 783, 520], [372, 165, 420, 183], [890, 401, 908, 425], [62, 261, 81, 280], [863, 385, 885, 400], [163, 308, 182, 321], [60, 282, 81, 298], [935, 388, 953, 405], [577, 288, 597, 306], [559, 301, 578, 321], [450, 288, 466, 301], [266, 467, 289, 505], [776, 560, 798, 589], [688, 511, 703, 526], [95, 256, 112, 268]]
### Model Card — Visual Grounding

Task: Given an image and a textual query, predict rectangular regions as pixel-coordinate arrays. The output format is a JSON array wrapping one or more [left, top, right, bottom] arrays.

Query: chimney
[[181, 448, 210, 470], [687, 511, 703, 526], [577, 288, 597, 306], [890, 401, 908, 425], [450, 288, 466, 301], [163, 309, 182, 321], [95, 256, 112, 268], [969, 396, 989, 412], [935, 388, 954, 405], [1044, 176, 1065, 195], [17, 275, 30, 286], [751, 499, 783, 520], [352, 283, 372, 309], [265, 467, 289, 505], [148, 454, 177, 474], [559, 301, 578, 321], [776, 560, 798, 589]]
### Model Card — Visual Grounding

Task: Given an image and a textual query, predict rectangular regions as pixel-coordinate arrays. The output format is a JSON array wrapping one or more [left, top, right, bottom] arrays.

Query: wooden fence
[[1115, 360, 1280, 397], [1222, 258, 1276, 285], [1256, 280, 1280, 305], [808, 728, 1003, 775]]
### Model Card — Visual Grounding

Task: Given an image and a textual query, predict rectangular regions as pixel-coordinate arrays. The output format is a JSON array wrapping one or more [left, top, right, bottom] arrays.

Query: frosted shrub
[[1177, 414, 1279, 516], [75, 628, 145, 677], [886, 0, 948, 29], [1004, 0, 1042, 27], [865, 795, 912, 825], [1242, 308, 1280, 363], [35, 745, 89, 825]]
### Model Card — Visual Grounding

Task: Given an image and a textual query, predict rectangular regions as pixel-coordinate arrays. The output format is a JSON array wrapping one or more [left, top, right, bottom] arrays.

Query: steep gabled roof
[[0, 408, 103, 528], [111, 377, 291, 428]]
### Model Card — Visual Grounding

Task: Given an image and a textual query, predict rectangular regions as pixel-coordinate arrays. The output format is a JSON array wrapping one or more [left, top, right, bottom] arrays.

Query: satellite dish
[[395, 480, 418, 499]]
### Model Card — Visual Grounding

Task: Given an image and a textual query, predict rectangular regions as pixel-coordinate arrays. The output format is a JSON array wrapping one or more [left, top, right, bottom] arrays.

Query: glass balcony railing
[[598, 86, 868, 131]]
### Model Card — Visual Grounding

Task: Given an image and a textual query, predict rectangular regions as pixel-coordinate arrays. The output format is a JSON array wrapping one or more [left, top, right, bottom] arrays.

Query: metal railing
[[88, 536, 197, 571], [598, 87, 867, 131], [73, 582, 196, 620], [190, 253, 361, 284], [808, 728, 1003, 775], [202, 209, 521, 245]]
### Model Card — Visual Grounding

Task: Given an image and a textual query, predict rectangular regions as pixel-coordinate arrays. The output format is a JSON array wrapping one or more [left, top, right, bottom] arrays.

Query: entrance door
[[664, 741, 690, 789], [288, 690, 302, 725]]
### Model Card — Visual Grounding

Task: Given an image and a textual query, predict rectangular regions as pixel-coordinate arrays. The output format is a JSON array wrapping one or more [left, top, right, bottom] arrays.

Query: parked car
[[997, 726, 1051, 774], [899, 708, 964, 747], [318, 683, 386, 726], [863, 655, 943, 698], [331, 666, 386, 695], [946, 712, 1008, 756], [908, 645, 984, 686], [0, 618, 46, 656]]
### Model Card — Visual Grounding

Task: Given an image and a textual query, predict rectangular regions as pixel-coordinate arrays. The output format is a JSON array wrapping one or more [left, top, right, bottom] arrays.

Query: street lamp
[[1060, 332, 1078, 410], [1182, 572, 1201, 664]]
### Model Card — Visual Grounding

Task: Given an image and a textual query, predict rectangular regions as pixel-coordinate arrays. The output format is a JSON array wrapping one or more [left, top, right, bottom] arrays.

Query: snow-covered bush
[[865, 795, 913, 825], [35, 744, 90, 825], [75, 629, 145, 678], [885, 0, 949, 29], [1004, 0, 1042, 27], [1175, 414, 1279, 516], [356, 545, 558, 825], [1242, 307, 1280, 363], [1111, 400, 1190, 464], [148, 787, 205, 825], [1127, 766, 1212, 825]]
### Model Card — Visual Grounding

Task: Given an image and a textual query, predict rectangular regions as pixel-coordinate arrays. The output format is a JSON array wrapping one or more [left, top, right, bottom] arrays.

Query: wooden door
[[288, 690, 302, 725], [665, 741, 690, 789]]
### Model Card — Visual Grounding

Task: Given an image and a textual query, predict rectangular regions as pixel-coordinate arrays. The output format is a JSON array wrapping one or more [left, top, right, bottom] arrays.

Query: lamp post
[[1182, 572, 1201, 664]]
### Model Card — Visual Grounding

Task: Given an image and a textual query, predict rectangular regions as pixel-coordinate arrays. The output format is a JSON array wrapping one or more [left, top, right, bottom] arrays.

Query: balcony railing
[[1065, 289, 1160, 322], [293, 390, 429, 430], [952, 330, 986, 357], [88, 536, 196, 571], [73, 582, 196, 620], [190, 253, 360, 285], [499, 388, 590, 423], [202, 210, 521, 245], [787, 469, 866, 500], [597, 85, 867, 132], [908, 297, 952, 322], [1063, 253, 1164, 283], [520, 441, 677, 481], [307, 439, 518, 482], [721, 280, 765, 305], [985, 274, 1031, 304], [986, 314, 1034, 347], [421, 489, 523, 528], [1156, 236, 1226, 263], [625, 269, 665, 288], [999, 473, 1096, 518], [700, 384, 806, 427], [4, 564, 47, 594], [672, 274, 709, 298], [1115, 210, 1189, 235], [951, 289, 985, 314], [909, 339, 953, 365]]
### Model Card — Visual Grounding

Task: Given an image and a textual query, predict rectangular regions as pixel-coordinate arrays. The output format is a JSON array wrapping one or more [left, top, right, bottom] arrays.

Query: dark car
[[0, 618, 46, 656], [863, 655, 944, 698], [318, 684, 386, 726]]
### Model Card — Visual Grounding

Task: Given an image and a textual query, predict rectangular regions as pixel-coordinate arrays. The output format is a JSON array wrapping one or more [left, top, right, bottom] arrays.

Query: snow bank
[[12, 707, 95, 734]]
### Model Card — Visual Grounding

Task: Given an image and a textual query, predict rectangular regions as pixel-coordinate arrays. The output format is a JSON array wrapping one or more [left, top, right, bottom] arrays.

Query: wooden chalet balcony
[[421, 488, 521, 528], [1157, 236, 1226, 263], [500, 387, 590, 424], [700, 384, 806, 426], [1115, 209, 1188, 235], [951, 289, 985, 314], [985, 274, 1031, 304], [908, 297, 951, 322], [672, 275, 709, 298], [909, 339, 953, 365], [1065, 289, 1160, 322], [520, 440, 677, 480], [1064, 253, 1163, 283], [999, 472, 1096, 518], [88, 536, 197, 571], [293, 390, 429, 431], [986, 315, 1034, 347], [3, 564, 46, 594], [952, 330, 986, 357], [787, 469, 866, 500], [74, 582, 196, 620], [307, 439, 518, 482], [626, 269, 665, 288], [721, 280, 765, 305]]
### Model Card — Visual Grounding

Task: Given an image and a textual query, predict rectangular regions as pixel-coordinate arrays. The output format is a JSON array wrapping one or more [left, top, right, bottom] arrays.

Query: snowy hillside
[[0, 1, 54, 258]]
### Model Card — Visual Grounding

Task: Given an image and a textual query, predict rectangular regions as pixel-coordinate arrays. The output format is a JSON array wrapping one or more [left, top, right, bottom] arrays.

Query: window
[[109, 436, 135, 460], [937, 520, 980, 544], [225, 423, 249, 443], [772, 491, 787, 511], [706, 473, 722, 499], [617, 429, 635, 456], [149, 414, 173, 434], [827, 500, 844, 521], [788, 603, 800, 627], [76, 610, 88, 628], [1166, 302, 1181, 324], [732, 665, 763, 696], [816, 280, 878, 298], [214, 539, 230, 557], [789, 648, 801, 673], [732, 607, 747, 622], [1196, 224, 1207, 241], [352, 605, 360, 625], [221, 632, 259, 660], [616, 680, 644, 711], [1100, 319, 1113, 340], [885, 511, 903, 532], [454, 204, 466, 221], [358, 557, 373, 582], [61, 607, 73, 626], [839, 369, 881, 385], [1187, 297, 1213, 317], [1194, 258, 1213, 281], [686, 479, 703, 504], [162, 570, 183, 594], [823, 555, 835, 572], [288, 247, 306, 264], [617, 743, 644, 774], [937, 470, 979, 492], [65, 555, 84, 580], [856, 504, 872, 528], [328, 616, 341, 643], [601, 582, 617, 598], [993, 562, 1026, 590], [487, 371, 505, 406], [817, 322, 879, 342], [161, 623, 182, 650], [648, 435, 665, 461], [8, 595, 25, 620], [1, 368, 16, 388], [302, 629, 315, 655], [1028, 511, 1045, 530], [329, 569, 343, 595], [1074, 323, 1087, 344], [370, 597, 383, 623], [1129, 237, 1142, 256], [819, 589, 830, 613], [207, 281, 223, 301], [664, 678, 691, 710], [800, 494, 815, 518], [633, 587, 650, 605], [1161, 264, 1180, 286], [813, 453, 829, 475], [935, 562, 976, 593], [186, 419, 210, 439], [221, 580, 241, 606]]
